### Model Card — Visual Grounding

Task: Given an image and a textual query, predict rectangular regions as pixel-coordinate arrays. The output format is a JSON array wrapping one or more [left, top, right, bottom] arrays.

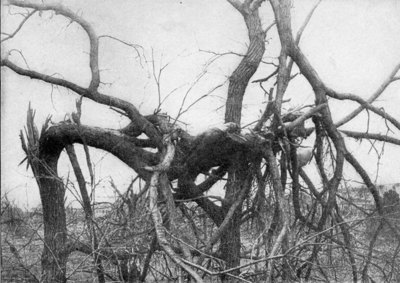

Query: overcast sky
[[1, 0, 400, 209]]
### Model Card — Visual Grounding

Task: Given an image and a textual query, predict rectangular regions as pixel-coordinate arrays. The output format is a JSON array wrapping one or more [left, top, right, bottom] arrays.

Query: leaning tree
[[2, 0, 400, 282]]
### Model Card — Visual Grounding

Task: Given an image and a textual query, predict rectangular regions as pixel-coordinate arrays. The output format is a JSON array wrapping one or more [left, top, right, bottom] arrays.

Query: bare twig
[[327, 89, 400, 131], [177, 82, 226, 118], [335, 63, 400, 127], [295, 0, 322, 44], [252, 68, 278, 83], [197, 172, 251, 263], [65, 145, 105, 283], [98, 34, 145, 67], [1, 10, 36, 43]]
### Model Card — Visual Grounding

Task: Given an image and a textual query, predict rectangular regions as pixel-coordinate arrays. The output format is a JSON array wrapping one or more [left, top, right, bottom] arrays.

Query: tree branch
[[263, 144, 290, 282], [8, 0, 100, 90], [341, 130, 400, 146], [1, 9, 36, 43], [1, 58, 163, 146], [343, 150, 382, 213], [198, 172, 251, 261], [335, 63, 400, 127], [227, 0, 244, 13], [65, 145, 105, 283], [270, 0, 346, 230], [295, 0, 322, 44], [225, 0, 266, 125], [147, 135, 203, 282], [327, 89, 400, 131], [284, 103, 327, 132], [42, 123, 158, 179]]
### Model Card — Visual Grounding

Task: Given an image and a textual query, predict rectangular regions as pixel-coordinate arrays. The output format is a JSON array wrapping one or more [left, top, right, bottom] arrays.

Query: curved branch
[[273, 0, 322, 122], [1, 9, 36, 43], [227, 0, 244, 12], [8, 0, 100, 90], [335, 63, 400, 127], [343, 150, 382, 213], [284, 103, 327, 132], [144, 137, 175, 172], [263, 144, 290, 281], [147, 136, 203, 282], [65, 145, 105, 282], [327, 89, 400, 131], [41, 123, 158, 179], [1, 59, 163, 146], [295, 0, 322, 44], [299, 169, 321, 200], [225, 1, 266, 124], [270, 0, 346, 229], [1, 58, 87, 93], [198, 171, 251, 261]]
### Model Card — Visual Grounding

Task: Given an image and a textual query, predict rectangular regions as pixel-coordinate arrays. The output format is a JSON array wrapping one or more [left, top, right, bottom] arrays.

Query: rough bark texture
[[225, 5, 266, 125], [37, 157, 68, 283], [219, 2, 267, 279], [5, 0, 400, 281], [219, 156, 250, 281], [20, 111, 68, 282]]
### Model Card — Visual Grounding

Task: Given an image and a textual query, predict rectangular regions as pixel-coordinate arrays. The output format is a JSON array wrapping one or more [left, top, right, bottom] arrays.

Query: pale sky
[[1, 0, 400, 209]]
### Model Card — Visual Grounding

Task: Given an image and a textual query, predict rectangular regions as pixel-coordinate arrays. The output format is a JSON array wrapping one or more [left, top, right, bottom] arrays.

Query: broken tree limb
[[147, 134, 203, 282]]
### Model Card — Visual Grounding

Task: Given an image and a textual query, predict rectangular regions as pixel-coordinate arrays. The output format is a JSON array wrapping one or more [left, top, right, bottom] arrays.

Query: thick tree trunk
[[221, 3, 266, 279], [219, 200, 243, 280], [219, 155, 250, 281], [225, 8, 266, 125], [36, 157, 68, 283], [21, 120, 156, 282], [21, 112, 69, 282]]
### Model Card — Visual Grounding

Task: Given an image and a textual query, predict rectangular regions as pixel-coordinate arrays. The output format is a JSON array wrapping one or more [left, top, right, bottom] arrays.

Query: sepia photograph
[[1, 0, 400, 282]]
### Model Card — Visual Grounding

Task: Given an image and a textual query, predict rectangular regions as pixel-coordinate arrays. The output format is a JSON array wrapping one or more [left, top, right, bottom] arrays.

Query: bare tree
[[2, 0, 400, 282]]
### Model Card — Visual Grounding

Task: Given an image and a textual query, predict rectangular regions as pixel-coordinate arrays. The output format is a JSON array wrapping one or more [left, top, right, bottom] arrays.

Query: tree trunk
[[21, 120, 158, 282], [221, 3, 266, 279], [225, 8, 266, 125], [219, 201, 242, 281], [219, 157, 249, 281], [36, 157, 68, 283], [21, 112, 69, 283]]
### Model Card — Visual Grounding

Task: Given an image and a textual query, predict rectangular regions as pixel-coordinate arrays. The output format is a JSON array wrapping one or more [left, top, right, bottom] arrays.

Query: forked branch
[[7, 0, 100, 90]]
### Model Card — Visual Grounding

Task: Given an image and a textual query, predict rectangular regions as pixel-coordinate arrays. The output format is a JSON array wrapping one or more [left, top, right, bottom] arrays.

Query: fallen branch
[[147, 134, 203, 282]]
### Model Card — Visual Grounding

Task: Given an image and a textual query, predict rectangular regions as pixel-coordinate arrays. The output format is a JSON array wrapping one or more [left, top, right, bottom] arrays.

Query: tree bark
[[20, 112, 68, 282], [221, 2, 267, 280], [36, 151, 68, 282], [225, 4, 266, 125], [219, 156, 250, 281]]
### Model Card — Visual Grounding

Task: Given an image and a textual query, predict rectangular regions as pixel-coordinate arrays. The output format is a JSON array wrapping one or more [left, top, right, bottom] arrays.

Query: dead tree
[[2, 0, 400, 282]]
